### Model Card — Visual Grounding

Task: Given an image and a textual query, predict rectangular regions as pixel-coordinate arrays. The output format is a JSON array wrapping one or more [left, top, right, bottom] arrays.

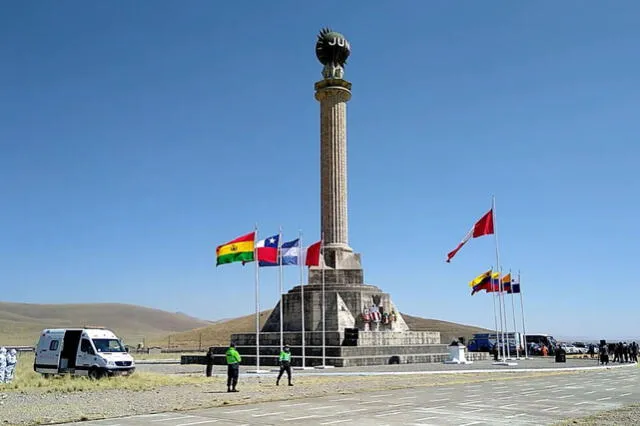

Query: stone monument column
[[311, 28, 363, 282], [256, 27, 415, 344], [315, 79, 352, 254]]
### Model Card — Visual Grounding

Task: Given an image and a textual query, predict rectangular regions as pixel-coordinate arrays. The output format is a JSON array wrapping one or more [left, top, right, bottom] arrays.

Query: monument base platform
[[186, 331, 488, 367]]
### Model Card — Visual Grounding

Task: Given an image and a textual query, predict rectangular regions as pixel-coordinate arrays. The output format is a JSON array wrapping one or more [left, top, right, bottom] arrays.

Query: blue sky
[[1, 1, 639, 340]]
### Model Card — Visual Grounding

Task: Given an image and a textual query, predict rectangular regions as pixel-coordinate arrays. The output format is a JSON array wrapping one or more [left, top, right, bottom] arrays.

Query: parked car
[[560, 343, 584, 354], [572, 342, 588, 354]]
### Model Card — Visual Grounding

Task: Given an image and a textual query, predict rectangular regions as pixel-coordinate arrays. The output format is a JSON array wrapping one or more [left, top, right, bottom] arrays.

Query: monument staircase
[[202, 282, 488, 367]]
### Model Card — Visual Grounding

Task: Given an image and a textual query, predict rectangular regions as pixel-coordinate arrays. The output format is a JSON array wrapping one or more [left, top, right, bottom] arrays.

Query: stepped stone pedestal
[[262, 282, 408, 333], [224, 281, 454, 367]]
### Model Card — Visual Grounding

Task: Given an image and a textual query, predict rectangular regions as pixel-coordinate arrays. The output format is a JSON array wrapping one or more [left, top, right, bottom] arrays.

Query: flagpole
[[500, 271, 511, 360], [321, 232, 326, 367], [518, 270, 529, 359], [299, 230, 306, 368], [254, 225, 261, 372], [509, 270, 519, 358], [278, 226, 284, 353], [490, 269, 499, 357], [492, 196, 508, 363], [496, 271, 506, 360]]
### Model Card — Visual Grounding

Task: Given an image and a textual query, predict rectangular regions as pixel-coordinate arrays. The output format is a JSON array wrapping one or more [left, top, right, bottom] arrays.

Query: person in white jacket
[[5, 349, 17, 383], [0, 347, 6, 383]]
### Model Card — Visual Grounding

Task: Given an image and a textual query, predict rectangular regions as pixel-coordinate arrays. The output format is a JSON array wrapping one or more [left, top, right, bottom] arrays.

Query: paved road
[[68, 366, 639, 426]]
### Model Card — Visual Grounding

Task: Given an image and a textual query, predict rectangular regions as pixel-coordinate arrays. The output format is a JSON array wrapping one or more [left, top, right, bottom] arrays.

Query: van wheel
[[88, 368, 105, 380], [42, 373, 51, 379]]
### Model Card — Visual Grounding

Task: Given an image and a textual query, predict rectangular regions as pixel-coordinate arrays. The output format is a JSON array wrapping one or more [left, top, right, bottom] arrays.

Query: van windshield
[[93, 338, 126, 353]]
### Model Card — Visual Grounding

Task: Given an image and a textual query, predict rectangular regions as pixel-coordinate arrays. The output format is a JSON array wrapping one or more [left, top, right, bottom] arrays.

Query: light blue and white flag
[[280, 238, 300, 265]]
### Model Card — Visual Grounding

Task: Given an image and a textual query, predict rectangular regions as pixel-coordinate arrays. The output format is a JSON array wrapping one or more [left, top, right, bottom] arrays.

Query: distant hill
[[152, 310, 492, 349], [401, 313, 493, 344], [0, 301, 493, 348], [148, 310, 272, 349], [0, 302, 211, 346]]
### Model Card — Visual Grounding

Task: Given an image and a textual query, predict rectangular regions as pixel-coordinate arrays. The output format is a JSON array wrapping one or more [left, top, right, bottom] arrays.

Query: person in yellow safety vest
[[276, 345, 293, 386], [225, 343, 242, 392]]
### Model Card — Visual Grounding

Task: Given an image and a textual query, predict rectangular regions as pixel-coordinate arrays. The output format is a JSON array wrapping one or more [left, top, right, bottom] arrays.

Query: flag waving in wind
[[280, 238, 300, 265], [469, 270, 492, 295], [469, 270, 502, 295], [502, 273, 512, 293], [486, 272, 501, 292], [216, 232, 255, 266], [257, 234, 280, 267], [305, 240, 322, 267], [446, 209, 494, 263]]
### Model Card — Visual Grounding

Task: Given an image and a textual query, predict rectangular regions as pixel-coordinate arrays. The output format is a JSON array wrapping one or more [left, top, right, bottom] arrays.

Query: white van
[[34, 328, 136, 379]]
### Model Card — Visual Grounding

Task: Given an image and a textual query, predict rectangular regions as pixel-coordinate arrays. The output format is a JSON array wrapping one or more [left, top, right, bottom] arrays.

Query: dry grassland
[[5, 352, 578, 395], [3, 353, 201, 393]]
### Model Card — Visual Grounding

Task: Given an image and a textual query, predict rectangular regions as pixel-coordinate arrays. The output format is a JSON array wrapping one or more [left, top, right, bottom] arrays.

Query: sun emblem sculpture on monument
[[315, 27, 351, 80]]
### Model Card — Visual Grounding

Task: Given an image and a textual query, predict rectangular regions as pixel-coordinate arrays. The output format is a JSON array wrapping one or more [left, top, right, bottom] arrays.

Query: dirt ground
[[0, 370, 574, 425], [555, 403, 640, 425]]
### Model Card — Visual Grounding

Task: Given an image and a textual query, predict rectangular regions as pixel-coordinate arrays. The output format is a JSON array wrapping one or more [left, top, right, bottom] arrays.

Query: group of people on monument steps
[[204, 343, 293, 391]]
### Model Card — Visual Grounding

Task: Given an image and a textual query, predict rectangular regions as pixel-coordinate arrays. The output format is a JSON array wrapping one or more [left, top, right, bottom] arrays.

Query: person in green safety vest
[[225, 343, 242, 392], [276, 344, 293, 386]]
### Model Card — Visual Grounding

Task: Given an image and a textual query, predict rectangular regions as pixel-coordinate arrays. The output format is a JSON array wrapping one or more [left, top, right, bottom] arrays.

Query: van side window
[[49, 340, 59, 351], [81, 339, 95, 355]]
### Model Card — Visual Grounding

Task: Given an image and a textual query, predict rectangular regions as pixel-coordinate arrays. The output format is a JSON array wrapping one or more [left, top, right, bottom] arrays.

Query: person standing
[[5, 349, 17, 383], [276, 345, 293, 386], [614, 342, 622, 363], [225, 343, 241, 392], [205, 347, 215, 377], [0, 347, 6, 384], [623, 342, 629, 363], [600, 344, 609, 366]]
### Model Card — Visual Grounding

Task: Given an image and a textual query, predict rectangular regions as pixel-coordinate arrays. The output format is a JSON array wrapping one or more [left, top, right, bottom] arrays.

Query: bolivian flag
[[216, 232, 255, 266]]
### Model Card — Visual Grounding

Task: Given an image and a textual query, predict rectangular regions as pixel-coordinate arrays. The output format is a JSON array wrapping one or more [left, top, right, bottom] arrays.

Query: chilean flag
[[257, 234, 279, 267]]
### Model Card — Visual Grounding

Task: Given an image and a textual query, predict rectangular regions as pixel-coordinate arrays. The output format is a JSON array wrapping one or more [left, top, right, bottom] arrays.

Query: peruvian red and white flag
[[305, 240, 322, 267], [446, 209, 494, 263]]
